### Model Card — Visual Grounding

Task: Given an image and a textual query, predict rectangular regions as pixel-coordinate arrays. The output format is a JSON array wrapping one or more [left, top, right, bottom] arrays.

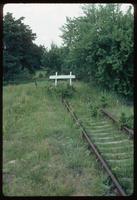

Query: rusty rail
[[100, 108, 134, 139], [62, 97, 127, 196]]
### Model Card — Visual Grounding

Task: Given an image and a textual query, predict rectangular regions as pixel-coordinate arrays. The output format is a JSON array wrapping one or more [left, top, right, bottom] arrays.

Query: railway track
[[100, 108, 134, 139], [62, 97, 133, 196]]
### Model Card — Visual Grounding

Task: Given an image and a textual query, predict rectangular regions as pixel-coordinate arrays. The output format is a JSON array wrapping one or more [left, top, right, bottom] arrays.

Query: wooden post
[[34, 79, 37, 88], [70, 71, 72, 86], [55, 72, 57, 86]]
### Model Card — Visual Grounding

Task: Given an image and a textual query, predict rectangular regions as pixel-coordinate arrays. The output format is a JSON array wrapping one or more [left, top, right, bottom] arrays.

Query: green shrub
[[126, 115, 133, 129], [119, 112, 127, 127], [61, 84, 76, 98], [119, 112, 133, 129], [89, 103, 99, 117], [39, 73, 43, 78], [100, 95, 109, 108]]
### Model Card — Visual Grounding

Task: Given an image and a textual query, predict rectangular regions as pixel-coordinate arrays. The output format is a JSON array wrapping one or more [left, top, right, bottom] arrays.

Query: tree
[[3, 12, 43, 80], [41, 42, 63, 74], [60, 4, 133, 99]]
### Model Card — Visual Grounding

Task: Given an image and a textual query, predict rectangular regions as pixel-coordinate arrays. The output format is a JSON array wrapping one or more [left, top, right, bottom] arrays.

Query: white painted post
[[70, 71, 72, 86], [55, 72, 57, 86]]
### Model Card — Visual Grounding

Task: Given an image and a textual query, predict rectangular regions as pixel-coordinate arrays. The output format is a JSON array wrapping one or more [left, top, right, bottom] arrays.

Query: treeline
[[3, 4, 133, 99]]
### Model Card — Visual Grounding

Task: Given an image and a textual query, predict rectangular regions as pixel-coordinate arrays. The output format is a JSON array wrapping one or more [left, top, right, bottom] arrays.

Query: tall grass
[[68, 81, 133, 195], [3, 80, 114, 196]]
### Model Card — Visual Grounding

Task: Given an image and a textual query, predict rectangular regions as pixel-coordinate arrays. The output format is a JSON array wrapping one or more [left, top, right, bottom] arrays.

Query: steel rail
[[62, 97, 127, 196], [100, 108, 134, 139]]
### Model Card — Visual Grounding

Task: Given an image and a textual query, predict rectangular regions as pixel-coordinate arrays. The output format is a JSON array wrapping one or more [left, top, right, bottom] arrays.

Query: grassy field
[[3, 79, 133, 196]]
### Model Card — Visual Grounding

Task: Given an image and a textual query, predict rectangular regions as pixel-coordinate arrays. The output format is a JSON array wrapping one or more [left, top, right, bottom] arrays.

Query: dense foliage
[[3, 12, 44, 80], [41, 42, 63, 75], [60, 4, 133, 99]]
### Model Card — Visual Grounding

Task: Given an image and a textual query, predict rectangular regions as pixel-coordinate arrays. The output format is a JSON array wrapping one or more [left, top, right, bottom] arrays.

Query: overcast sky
[[3, 3, 133, 49]]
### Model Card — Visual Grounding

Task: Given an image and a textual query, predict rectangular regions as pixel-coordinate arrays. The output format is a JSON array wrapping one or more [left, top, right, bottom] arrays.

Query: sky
[[3, 3, 133, 49]]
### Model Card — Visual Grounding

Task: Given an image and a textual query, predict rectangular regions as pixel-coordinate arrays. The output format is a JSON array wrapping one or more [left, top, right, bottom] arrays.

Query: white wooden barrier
[[49, 72, 75, 86]]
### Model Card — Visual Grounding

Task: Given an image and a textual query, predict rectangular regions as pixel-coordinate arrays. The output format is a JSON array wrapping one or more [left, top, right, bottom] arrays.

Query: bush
[[39, 73, 43, 78], [61, 84, 76, 98], [100, 94, 109, 108], [119, 112, 127, 127], [126, 115, 133, 129], [119, 112, 133, 129], [89, 103, 99, 118]]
